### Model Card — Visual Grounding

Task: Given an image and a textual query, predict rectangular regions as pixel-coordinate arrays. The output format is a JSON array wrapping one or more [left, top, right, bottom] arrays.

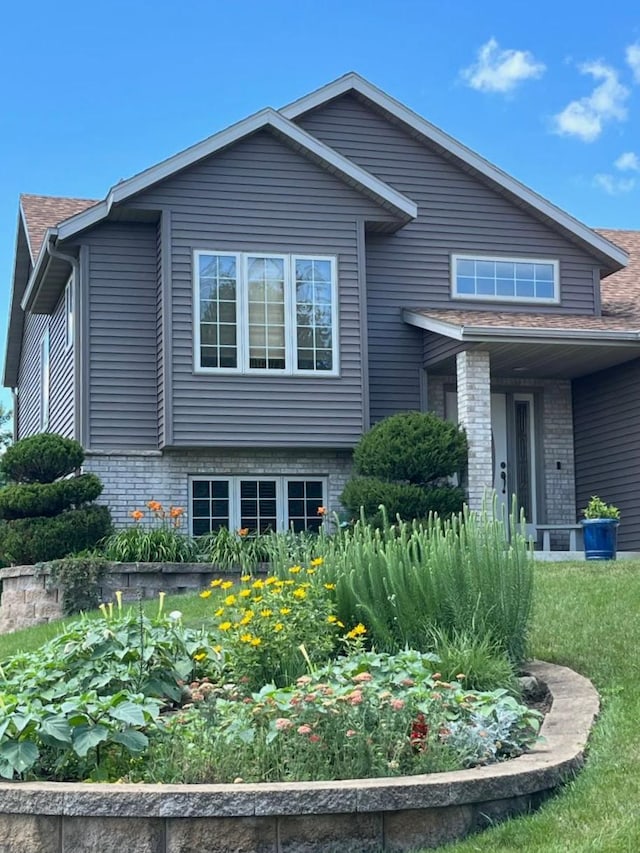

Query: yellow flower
[[199, 589, 212, 599], [239, 589, 252, 598], [289, 566, 302, 574], [215, 607, 225, 617], [250, 637, 262, 646], [293, 588, 307, 600], [324, 583, 336, 590], [260, 609, 273, 618], [219, 621, 232, 631], [280, 607, 291, 615], [327, 615, 338, 623], [221, 580, 234, 590], [224, 594, 237, 606], [211, 579, 223, 588], [212, 644, 222, 654], [240, 633, 254, 644], [240, 574, 251, 582], [284, 579, 295, 586], [274, 622, 284, 632], [306, 568, 316, 575], [240, 612, 254, 625], [346, 623, 367, 640], [265, 576, 277, 585], [310, 557, 324, 567], [337, 620, 345, 628], [252, 579, 265, 589], [193, 651, 207, 661]]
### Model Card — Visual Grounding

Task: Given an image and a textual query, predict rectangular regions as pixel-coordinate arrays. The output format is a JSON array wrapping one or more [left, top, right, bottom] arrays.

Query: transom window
[[190, 477, 326, 536], [194, 251, 338, 375], [452, 255, 559, 303]]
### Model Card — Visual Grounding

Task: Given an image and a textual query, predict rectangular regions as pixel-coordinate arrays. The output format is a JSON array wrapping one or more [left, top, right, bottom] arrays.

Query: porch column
[[456, 350, 492, 511]]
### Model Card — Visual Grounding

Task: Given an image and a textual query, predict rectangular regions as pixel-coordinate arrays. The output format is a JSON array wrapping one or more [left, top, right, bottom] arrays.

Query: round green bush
[[354, 412, 467, 485], [1, 433, 85, 484], [0, 505, 112, 565], [0, 473, 103, 520], [341, 477, 465, 524]]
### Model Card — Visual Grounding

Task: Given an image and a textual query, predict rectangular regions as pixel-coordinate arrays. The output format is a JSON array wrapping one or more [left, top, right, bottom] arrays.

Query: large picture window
[[194, 251, 338, 375], [190, 476, 326, 536], [451, 255, 559, 304]]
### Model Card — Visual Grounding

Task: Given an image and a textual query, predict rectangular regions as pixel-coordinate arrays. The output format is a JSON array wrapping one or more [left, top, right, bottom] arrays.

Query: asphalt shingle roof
[[20, 194, 98, 263]]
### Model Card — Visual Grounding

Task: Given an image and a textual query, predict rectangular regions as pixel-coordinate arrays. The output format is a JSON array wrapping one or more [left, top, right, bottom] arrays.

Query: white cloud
[[626, 43, 640, 83], [614, 151, 640, 171], [593, 173, 636, 195], [553, 62, 629, 142], [462, 38, 546, 93]]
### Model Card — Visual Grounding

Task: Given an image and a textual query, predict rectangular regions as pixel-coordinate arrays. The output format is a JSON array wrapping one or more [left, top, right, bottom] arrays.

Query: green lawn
[[0, 561, 638, 852]]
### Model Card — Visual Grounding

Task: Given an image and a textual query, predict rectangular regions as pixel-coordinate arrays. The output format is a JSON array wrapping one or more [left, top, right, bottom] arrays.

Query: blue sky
[[1, 0, 639, 411]]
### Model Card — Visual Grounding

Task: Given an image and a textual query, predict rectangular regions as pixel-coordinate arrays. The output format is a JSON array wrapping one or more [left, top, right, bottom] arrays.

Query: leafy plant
[[36, 554, 109, 616], [0, 433, 84, 484], [341, 412, 467, 523], [102, 500, 198, 563], [198, 526, 268, 571], [582, 495, 620, 520]]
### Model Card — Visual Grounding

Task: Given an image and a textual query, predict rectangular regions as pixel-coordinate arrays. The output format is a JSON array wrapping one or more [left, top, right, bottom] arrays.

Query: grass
[[0, 561, 638, 851]]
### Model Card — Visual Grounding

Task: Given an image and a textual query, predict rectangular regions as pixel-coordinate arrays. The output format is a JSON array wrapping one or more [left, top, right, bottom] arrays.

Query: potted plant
[[581, 496, 620, 561]]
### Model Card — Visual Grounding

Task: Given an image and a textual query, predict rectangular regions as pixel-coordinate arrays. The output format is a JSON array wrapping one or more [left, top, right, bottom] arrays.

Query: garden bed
[[0, 661, 598, 853]]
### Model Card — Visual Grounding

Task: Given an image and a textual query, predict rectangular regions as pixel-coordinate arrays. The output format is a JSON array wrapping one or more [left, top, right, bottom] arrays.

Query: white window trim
[[40, 325, 50, 432], [193, 250, 339, 377], [64, 275, 74, 352], [451, 254, 560, 305], [188, 475, 328, 535]]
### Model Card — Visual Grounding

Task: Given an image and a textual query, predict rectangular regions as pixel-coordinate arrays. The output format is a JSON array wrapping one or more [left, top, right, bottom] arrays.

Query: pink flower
[[297, 724, 313, 735], [309, 734, 321, 743], [400, 678, 414, 687], [348, 690, 363, 706], [346, 729, 357, 738], [390, 698, 405, 711], [352, 672, 373, 683], [275, 718, 293, 731]]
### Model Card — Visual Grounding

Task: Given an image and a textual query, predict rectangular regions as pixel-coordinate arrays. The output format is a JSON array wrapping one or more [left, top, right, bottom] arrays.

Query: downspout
[[47, 235, 79, 280], [11, 388, 18, 443]]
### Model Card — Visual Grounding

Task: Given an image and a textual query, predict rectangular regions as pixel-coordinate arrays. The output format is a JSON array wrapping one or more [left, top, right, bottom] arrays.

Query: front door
[[445, 390, 537, 530]]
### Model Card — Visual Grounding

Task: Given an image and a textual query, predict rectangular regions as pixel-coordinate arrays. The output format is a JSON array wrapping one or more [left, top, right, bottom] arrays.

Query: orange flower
[[147, 500, 163, 513], [169, 506, 184, 518], [130, 509, 144, 522], [238, 527, 249, 537], [317, 506, 327, 516]]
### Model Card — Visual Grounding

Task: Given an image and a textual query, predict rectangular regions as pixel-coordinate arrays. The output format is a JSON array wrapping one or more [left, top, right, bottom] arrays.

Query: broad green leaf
[[109, 702, 146, 727], [72, 724, 109, 757], [111, 729, 148, 753], [40, 716, 73, 746], [0, 740, 39, 773]]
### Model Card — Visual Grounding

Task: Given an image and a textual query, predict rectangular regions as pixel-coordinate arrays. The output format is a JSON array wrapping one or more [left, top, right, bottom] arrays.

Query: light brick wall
[[456, 351, 492, 511], [427, 373, 576, 525], [84, 448, 353, 529]]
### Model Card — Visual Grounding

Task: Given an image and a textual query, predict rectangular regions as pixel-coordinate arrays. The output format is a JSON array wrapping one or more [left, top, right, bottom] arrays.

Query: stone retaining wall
[[0, 563, 221, 634], [0, 662, 599, 852]]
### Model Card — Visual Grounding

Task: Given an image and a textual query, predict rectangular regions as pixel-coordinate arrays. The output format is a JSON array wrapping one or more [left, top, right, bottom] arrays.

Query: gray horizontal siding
[[49, 288, 74, 438], [156, 220, 164, 446], [423, 332, 469, 366], [134, 129, 375, 447], [573, 359, 640, 550], [16, 311, 47, 438], [84, 223, 158, 449], [297, 95, 603, 421]]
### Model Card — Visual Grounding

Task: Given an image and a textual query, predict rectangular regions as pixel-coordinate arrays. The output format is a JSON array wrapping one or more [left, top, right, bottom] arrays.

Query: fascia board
[[402, 309, 640, 344], [282, 73, 628, 270], [56, 107, 416, 242], [20, 228, 56, 312]]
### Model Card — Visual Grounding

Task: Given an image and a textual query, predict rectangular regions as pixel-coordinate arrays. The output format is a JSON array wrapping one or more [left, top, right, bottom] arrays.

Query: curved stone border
[[0, 661, 599, 853]]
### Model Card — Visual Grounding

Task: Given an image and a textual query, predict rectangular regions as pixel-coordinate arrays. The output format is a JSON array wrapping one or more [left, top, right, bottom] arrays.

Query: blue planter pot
[[581, 519, 619, 560]]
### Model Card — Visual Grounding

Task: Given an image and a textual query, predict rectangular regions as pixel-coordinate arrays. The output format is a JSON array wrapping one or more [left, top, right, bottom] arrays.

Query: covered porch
[[404, 308, 640, 549]]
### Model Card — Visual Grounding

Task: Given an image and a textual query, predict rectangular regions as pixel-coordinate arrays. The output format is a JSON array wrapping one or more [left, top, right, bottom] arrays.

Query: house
[[5, 73, 640, 547]]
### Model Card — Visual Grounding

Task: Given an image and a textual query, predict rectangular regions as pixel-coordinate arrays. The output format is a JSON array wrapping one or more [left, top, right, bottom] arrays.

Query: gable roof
[[20, 194, 98, 263], [281, 73, 628, 273], [596, 229, 640, 324], [52, 107, 417, 245]]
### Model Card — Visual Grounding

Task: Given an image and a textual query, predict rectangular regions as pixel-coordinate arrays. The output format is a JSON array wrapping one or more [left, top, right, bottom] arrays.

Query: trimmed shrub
[[0, 473, 103, 520], [353, 411, 467, 485], [0, 505, 112, 566], [341, 478, 465, 523], [0, 433, 85, 484]]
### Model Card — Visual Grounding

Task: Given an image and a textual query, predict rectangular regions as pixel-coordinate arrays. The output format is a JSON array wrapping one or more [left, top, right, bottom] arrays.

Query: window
[[194, 251, 338, 375], [39, 327, 50, 431], [64, 276, 74, 351], [190, 476, 326, 535], [451, 255, 559, 304]]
